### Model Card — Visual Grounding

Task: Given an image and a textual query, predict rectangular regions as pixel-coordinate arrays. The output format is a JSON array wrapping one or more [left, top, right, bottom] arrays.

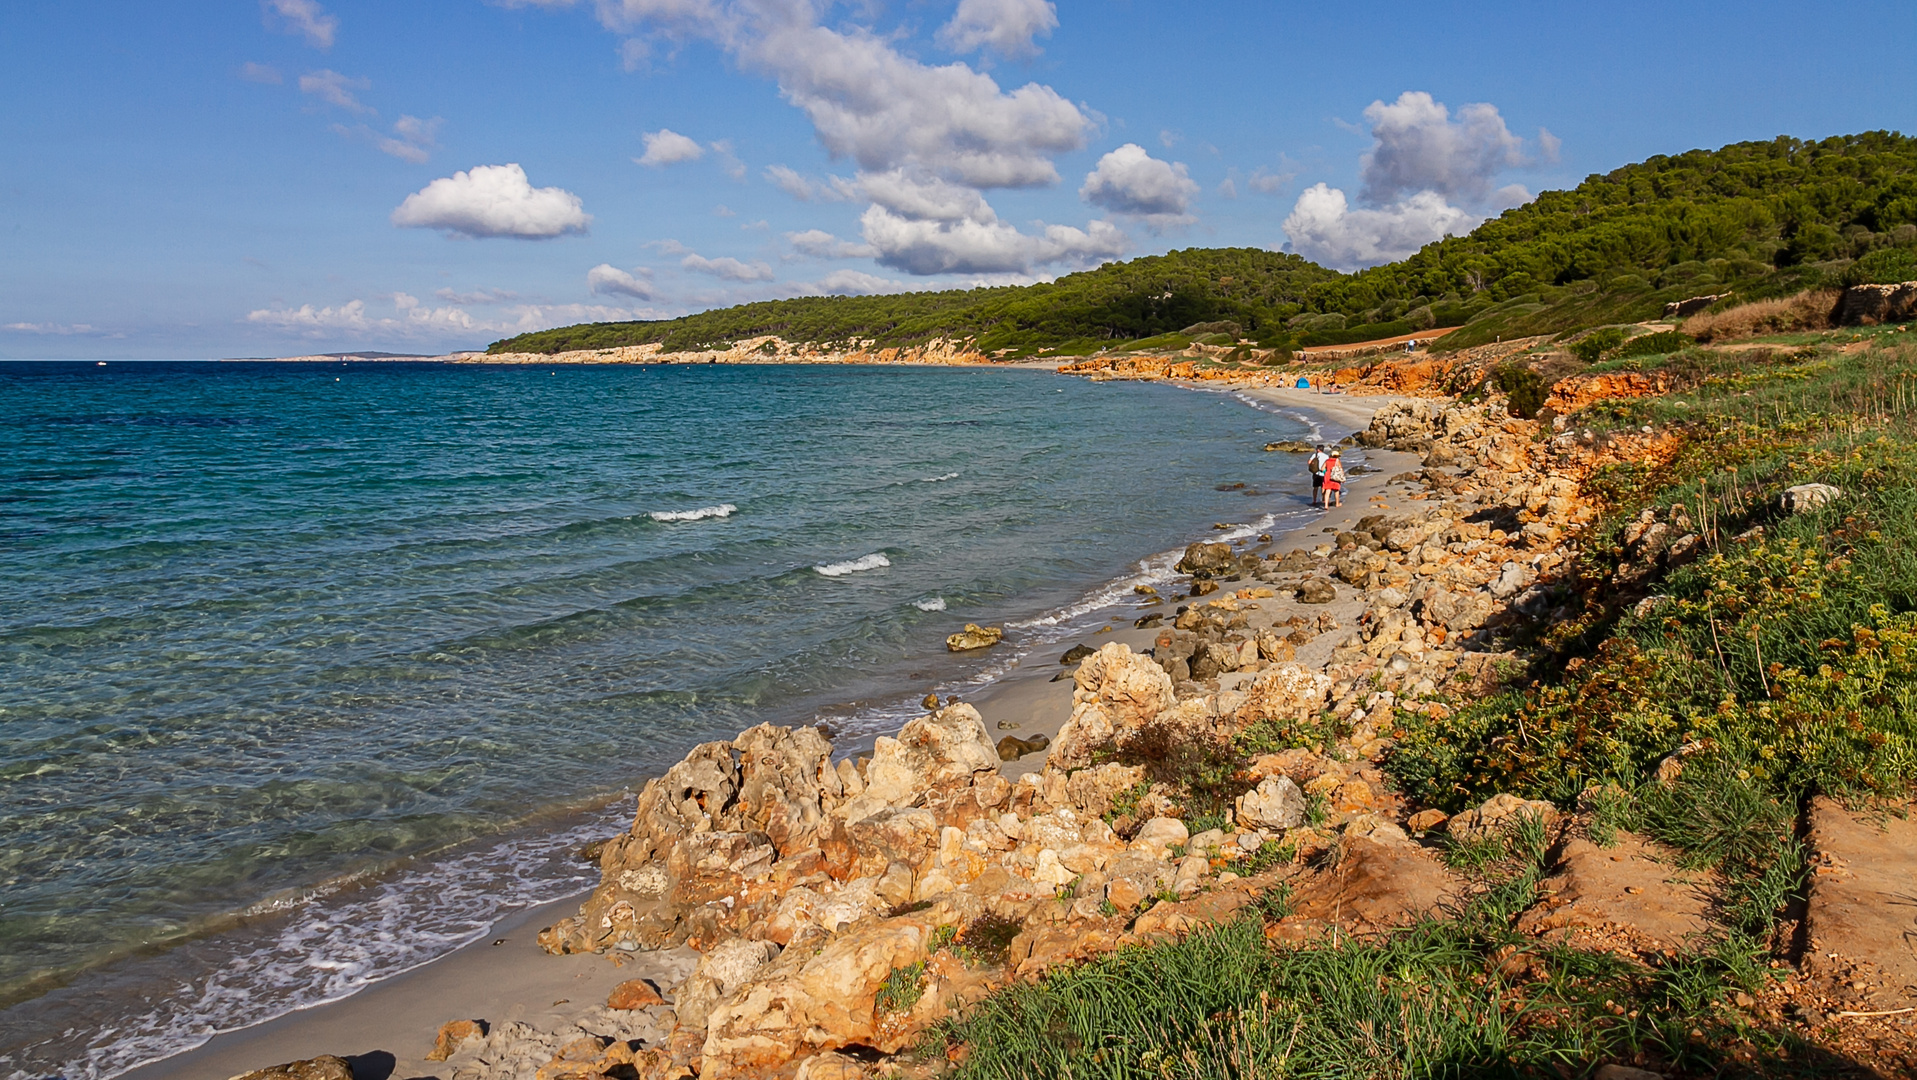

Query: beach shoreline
[[85, 383, 1416, 1080]]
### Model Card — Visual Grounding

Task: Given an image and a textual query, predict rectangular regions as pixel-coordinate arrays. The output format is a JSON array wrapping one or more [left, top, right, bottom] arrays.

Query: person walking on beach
[[1306, 444, 1329, 508], [1321, 448, 1346, 511]]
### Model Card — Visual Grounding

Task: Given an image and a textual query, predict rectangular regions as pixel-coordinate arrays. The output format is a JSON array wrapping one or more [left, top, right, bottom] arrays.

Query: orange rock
[[607, 977, 666, 1010], [1405, 809, 1449, 834], [426, 1018, 487, 1061]]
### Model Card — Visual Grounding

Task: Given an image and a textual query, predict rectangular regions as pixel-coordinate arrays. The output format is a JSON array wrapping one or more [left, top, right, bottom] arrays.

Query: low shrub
[[1493, 363, 1548, 418], [1569, 326, 1629, 363]]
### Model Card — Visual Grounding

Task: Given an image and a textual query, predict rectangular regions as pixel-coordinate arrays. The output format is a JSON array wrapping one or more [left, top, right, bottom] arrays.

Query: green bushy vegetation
[[1392, 332, 1917, 817], [493, 132, 1917, 358]]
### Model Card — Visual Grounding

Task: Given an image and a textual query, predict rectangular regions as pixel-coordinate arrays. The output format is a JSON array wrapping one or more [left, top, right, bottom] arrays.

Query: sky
[[2, 0, 1913, 359]]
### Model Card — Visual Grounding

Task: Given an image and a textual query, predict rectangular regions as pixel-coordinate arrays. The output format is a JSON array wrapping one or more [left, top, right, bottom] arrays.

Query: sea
[[0, 361, 1333, 1079]]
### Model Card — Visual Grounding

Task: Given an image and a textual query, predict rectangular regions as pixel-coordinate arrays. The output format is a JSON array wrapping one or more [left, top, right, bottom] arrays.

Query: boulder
[[1298, 578, 1337, 604], [542, 725, 845, 954], [700, 919, 937, 1076], [1780, 483, 1841, 513], [675, 938, 783, 1032], [1832, 281, 1917, 325], [606, 978, 666, 1011], [1446, 793, 1557, 840], [229, 1058, 355, 1080], [1131, 817, 1189, 857], [946, 623, 1003, 651], [1175, 541, 1235, 578], [1235, 776, 1306, 830], [1236, 664, 1334, 727], [1048, 643, 1175, 770], [427, 1019, 488, 1061], [846, 703, 1000, 820]]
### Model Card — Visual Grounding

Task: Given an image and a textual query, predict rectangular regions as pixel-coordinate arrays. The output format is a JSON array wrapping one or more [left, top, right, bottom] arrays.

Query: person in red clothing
[[1321, 448, 1346, 510]]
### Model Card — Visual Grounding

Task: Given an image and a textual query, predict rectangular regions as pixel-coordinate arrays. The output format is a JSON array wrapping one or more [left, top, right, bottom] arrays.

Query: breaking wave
[[813, 553, 891, 577], [649, 504, 736, 522], [913, 597, 947, 611]]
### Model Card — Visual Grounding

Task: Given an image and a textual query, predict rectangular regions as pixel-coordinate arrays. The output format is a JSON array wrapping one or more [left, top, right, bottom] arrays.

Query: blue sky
[[2, 0, 1912, 359]]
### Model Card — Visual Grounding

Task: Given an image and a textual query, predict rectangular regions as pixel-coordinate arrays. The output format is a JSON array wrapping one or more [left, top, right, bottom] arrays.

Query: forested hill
[[490, 131, 1917, 357]]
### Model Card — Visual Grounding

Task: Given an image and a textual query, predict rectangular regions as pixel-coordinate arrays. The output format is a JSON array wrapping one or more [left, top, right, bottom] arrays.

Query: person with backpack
[[1322, 448, 1347, 510], [1306, 444, 1329, 508]]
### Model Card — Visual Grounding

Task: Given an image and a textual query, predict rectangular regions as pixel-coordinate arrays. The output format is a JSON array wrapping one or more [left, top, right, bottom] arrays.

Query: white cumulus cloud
[[1358, 90, 1526, 206], [1282, 184, 1476, 271], [391, 164, 591, 239], [1282, 91, 1544, 270], [587, 263, 656, 299], [937, 0, 1058, 58], [1079, 143, 1198, 227], [859, 203, 1125, 276], [263, 0, 337, 49], [238, 61, 283, 84], [636, 128, 705, 166]]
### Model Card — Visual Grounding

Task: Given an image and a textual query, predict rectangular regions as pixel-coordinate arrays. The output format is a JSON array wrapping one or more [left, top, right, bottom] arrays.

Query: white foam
[[33, 802, 628, 1080], [920, 472, 959, 483], [913, 597, 946, 611], [648, 503, 736, 522], [814, 553, 890, 576]]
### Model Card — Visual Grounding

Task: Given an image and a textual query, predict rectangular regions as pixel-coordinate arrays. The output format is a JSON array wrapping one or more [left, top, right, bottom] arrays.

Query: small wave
[[814, 553, 890, 577], [913, 597, 946, 611], [920, 472, 959, 483], [649, 503, 736, 522]]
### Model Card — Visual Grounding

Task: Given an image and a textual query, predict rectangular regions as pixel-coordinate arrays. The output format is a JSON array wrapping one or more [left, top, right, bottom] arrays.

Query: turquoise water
[[0, 361, 1325, 1077]]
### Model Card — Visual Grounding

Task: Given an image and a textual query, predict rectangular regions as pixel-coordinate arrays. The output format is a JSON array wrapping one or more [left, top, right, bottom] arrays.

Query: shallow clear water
[[0, 361, 1325, 1077]]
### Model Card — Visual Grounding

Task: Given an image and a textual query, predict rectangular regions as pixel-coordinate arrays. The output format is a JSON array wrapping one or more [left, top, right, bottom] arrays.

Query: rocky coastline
[[169, 350, 1917, 1080], [216, 383, 1636, 1080]]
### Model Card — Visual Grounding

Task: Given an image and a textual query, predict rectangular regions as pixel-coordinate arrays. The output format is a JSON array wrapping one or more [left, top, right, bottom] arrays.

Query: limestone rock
[[675, 938, 782, 1032], [606, 978, 665, 1010], [1049, 643, 1175, 770], [228, 1057, 355, 1080], [946, 623, 1003, 651], [1236, 663, 1333, 727], [428, 1019, 488, 1061], [1236, 776, 1306, 831], [1780, 483, 1841, 513], [1298, 577, 1337, 604], [1446, 793, 1556, 840], [845, 703, 1000, 821], [1131, 817, 1189, 857], [700, 919, 936, 1076], [1175, 541, 1235, 578]]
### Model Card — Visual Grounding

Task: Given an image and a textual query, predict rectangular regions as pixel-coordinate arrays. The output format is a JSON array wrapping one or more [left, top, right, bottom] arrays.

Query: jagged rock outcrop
[[1048, 642, 1176, 770], [1832, 281, 1917, 326]]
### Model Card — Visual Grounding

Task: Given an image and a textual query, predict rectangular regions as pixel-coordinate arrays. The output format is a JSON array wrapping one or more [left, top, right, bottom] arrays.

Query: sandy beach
[[105, 384, 1418, 1080]]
